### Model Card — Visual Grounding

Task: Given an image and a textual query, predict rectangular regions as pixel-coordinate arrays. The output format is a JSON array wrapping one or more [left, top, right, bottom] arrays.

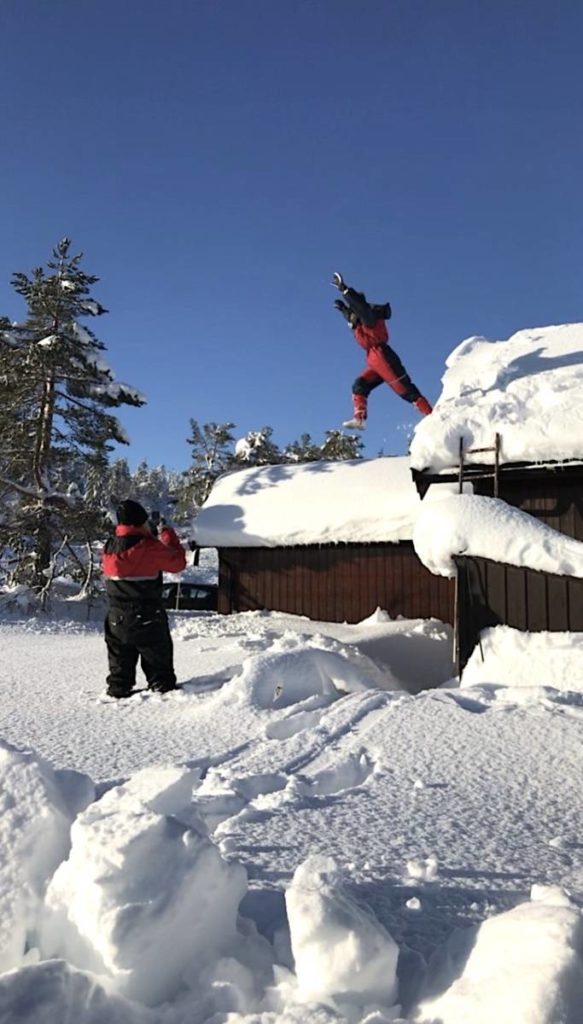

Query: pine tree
[[284, 432, 323, 463], [0, 239, 144, 593], [233, 426, 283, 466], [320, 429, 364, 461], [185, 420, 236, 507]]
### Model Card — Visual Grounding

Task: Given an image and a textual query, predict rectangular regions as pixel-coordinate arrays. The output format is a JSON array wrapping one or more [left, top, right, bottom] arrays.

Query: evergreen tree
[[0, 239, 144, 593], [284, 432, 323, 463], [320, 429, 364, 461], [233, 426, 283, 466], [185, 420, 236, 508]]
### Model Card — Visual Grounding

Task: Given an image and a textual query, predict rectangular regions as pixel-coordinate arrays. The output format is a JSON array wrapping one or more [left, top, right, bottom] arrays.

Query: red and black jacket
[[339, 287, 392, 352], [102, 524, 187, 606]]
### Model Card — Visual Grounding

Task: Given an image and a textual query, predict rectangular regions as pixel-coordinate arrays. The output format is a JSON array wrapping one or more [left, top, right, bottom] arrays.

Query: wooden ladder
[[458, 433, 501, 497]]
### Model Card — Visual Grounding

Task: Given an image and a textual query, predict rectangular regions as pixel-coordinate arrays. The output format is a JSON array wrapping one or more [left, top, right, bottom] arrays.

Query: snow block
[[41, 764, 248, 1006], [0, 738, 93, 972], [416, 892, 583, 1024], [0, 959, 153, 1024], [286, 855, 399, 1009]]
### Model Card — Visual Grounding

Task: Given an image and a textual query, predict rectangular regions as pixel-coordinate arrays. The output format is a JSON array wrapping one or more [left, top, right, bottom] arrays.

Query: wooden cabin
[[408, 321, 583, 670], [193, 457, 454, 624]]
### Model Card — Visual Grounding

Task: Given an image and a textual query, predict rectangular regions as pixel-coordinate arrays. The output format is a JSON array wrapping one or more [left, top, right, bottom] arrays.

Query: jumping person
[[332, 272, 432, 429], [102, 499, 187, 698]]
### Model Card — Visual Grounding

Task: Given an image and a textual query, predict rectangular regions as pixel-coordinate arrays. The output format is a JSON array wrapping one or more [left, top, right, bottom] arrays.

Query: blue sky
[[1, 0, 582, 470]]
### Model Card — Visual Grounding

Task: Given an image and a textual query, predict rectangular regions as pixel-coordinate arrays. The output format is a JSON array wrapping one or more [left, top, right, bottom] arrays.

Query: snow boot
[[342, 417, 366, 431], [415, 396, 433, 416]]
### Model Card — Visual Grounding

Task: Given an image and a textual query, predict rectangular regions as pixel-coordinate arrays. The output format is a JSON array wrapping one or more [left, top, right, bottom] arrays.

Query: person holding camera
[[332, 272, 432, 429], [102, 499, 186, 698]]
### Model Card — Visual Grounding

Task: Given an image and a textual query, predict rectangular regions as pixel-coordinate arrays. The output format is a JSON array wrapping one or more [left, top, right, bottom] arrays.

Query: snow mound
[[410, 322, 583, 471], [413, 493, 583, 579], [416, 890, 583, 1024], [286, 856, 399, 1010], [462, 626, 583, 691], [41, 764, 248, 1006], [0, 739, 93, 973], [224, 645, 380, 710], [0, 959, 153, 1024]]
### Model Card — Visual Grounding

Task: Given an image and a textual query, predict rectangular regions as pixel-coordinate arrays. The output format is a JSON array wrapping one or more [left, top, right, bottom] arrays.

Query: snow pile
[[193, 457, 422, 547], [462, 626, 583, 691], [410, 322, 583, 472], [413, 493, 583, 578], [416, 887, 583, 1024], [286, 856, 399, 1011], [0, 959, 154, 1024], [224, 646, 389, 711], [0, 739, 92, 972], [41, 765, 248, 1006]]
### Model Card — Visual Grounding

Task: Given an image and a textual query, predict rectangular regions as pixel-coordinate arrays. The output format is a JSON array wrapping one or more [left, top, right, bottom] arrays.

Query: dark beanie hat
[[116, 499, 148, 527]]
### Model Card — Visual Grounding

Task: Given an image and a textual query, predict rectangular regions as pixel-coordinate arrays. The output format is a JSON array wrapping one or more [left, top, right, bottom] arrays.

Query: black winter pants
[[104, 603, 177, 696]]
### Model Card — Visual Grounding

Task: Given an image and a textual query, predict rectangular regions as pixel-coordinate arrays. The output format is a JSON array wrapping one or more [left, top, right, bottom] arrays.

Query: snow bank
[[41, 765, 248, 1006], [286, 856, 399, 1010], [462, 626, 583, 691], [416, 887, 583, 1024], [413, 493, 583, 578], [410, 322, 583, 472], [0, 739, 93, 972]]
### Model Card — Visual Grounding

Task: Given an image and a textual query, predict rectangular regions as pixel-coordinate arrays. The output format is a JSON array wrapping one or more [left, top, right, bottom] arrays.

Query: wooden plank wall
[[218, 542, 454, 624], [455, 555, 583, 671]]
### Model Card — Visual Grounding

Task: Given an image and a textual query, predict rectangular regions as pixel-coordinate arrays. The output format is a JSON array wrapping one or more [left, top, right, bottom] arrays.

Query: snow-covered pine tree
[[320, 429, 364, 461], [185, 420, 236, 508], [285, 432, 324, 463], [234, 426, 283, 467], [0, 239, 144, 594]]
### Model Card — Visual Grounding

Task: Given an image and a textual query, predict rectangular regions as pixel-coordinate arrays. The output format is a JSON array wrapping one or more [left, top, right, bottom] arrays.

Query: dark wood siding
[[455, 555, 583, 672], [218, 542, 454, 624]]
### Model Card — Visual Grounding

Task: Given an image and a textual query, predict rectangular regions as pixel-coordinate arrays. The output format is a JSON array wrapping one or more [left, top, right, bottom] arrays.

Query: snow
[[461, 625, 583, 692], [410, 322, 583, 472], [415, 887, 583, 1024], [193, 457, 423, 547], [0, 599, 582, 1022], [413, 493, 583, 578]]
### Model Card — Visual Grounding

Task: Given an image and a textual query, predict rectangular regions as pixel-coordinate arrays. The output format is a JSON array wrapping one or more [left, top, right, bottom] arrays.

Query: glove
[[334, 299, 348, 312], [332, 271, 346, 290]]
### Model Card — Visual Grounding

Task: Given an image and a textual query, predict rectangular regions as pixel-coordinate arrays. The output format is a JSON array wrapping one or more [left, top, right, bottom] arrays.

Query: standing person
[[102, 499, 187, 698], [332, 272, 432, 428]]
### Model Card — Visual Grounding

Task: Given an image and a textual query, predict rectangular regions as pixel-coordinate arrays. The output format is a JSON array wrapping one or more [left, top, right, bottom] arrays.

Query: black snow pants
[[104, 602, 177, 696]]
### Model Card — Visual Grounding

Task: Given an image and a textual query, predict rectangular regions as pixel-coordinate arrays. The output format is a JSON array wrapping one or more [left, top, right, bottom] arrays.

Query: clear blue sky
[[1, 0, 582, 470]]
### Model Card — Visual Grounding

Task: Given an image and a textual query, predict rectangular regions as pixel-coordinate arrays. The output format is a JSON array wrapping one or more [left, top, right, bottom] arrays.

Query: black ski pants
[[104, 602, 176, 696]]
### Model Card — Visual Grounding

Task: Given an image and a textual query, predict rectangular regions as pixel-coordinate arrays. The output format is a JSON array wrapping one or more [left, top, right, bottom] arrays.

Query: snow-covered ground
[[1, 593, 582, 1024]]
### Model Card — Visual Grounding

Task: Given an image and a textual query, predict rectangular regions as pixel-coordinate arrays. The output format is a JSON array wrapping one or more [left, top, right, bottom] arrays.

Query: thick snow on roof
[[414, 493, 583, 578], [193, 457, 421, 547], [410, 323, 583, 472]]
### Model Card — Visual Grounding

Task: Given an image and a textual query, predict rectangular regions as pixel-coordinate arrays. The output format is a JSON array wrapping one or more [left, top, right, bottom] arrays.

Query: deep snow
[[1, 598, 582, 1024]]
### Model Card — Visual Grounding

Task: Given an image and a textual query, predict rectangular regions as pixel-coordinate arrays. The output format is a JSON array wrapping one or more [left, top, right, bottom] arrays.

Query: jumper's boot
[[343, 393, 367, 430], [342, 417, 366, 431], [415, 396, 433, 416]]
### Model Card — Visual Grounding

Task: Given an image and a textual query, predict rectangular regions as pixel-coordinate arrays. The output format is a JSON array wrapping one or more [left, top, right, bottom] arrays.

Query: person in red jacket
[[101, 499, 187, 698], [332, 272, 432, 428]]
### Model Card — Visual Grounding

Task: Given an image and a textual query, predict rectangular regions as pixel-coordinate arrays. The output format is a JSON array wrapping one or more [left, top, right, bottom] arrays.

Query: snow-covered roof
[[193, 457, 422, 547], [413, 493, 583, 579], [410, 323, 583, 473]]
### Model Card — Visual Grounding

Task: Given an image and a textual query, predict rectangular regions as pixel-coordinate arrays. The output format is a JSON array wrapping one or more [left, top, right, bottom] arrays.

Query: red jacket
[[354, 318, 389, 352], [102, 524, 187, 605]]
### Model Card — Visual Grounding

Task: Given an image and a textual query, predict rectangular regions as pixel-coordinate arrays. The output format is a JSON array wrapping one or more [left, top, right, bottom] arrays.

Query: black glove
[[334, 299, 348, 312], [332, 271, 346, 290]]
